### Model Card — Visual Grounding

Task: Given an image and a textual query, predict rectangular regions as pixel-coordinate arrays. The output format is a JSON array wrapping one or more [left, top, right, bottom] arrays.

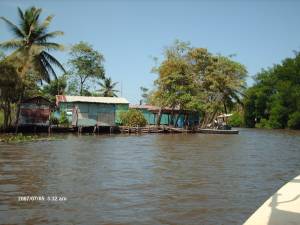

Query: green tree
[[42, 75, 67, 102], [140, 86, 149, 104], [151, 40, 247, 127], [68, 42, 105, 95], [98, 77, 118, 97], [0, 6, 65, 131], [152, 41, 202, 126], [244, 52, 300, 129], [0, 61, 21, 129], [0, 7, 65, 82], [120, 109, 147, 127]]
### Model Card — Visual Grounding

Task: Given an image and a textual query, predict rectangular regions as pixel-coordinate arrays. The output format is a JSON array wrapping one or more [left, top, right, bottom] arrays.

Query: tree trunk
[[156, 107, 162, 127], [201, 110, 218, 128], [4, 102, 9, 129], [186, 113, 190, 129], [15, 87, 24, 133], [223, 102, 228, 114], [80, 81, 83, 96], [174, 110, 182, 127], [170, 109, 175, 127]]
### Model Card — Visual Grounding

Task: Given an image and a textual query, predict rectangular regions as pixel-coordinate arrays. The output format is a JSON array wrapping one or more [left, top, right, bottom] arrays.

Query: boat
[[198, 113, 239, 134], [243, 175, 300, 225], [198, 128, 239, 134]]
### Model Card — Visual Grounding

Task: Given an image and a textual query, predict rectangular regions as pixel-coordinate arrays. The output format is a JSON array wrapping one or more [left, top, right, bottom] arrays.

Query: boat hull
[[198, 129, 239, 134]]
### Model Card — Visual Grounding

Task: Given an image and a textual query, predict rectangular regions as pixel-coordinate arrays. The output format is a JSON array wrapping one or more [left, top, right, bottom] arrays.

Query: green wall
[[57, 102, 129, 126]]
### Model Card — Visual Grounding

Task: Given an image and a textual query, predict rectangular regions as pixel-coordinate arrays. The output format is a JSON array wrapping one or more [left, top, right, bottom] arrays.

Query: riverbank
[[0, 133, 58, 143]]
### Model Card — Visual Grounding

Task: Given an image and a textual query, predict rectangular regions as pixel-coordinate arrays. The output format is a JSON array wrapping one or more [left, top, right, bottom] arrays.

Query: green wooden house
[[55, 95, 129, 127]]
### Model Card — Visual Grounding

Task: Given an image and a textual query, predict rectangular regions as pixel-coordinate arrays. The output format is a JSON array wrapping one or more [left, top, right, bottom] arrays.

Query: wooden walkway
[[119, 126, 193, 134]]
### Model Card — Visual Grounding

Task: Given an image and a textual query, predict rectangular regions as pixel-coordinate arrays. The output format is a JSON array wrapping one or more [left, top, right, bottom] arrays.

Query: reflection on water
[[0, 128, 300, 224]]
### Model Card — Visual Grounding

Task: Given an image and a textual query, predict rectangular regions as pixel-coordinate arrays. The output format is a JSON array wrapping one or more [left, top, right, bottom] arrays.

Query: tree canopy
[[244, 52, 300, 129], [151, 40, 247, 126], [98, 77, 118, 97], [0, 6, 65, 82], [68, 41, 105, 95]]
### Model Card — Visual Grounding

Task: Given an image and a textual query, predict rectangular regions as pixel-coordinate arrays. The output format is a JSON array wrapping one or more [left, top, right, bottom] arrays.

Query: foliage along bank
[[243, 52, 300, 129]]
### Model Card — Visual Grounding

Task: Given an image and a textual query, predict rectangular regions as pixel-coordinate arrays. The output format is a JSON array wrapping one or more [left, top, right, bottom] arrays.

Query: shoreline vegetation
[[0, 6, 299, 134], [0, 133, 58, 143]]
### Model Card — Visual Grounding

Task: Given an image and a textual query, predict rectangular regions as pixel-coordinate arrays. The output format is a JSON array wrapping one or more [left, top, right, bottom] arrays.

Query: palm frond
[[17, 7, 25, 20], [40, 15, 54, 29], [0, 17, 25, 38], [40, 53, 57, 80], [32, 54, 51, 83], [36, 31, 64, 43], [37, 42, 64, 51], [41, 51, 66, 73], [0, 39, 24, 49]]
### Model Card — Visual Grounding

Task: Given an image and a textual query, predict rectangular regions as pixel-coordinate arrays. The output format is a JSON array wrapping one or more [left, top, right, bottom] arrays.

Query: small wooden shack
[[56, 95, 129, 127], [129, 104, 200, 128], [19, 96, 51, 126]]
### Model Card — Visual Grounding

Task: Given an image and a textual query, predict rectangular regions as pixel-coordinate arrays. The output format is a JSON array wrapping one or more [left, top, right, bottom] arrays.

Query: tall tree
[[0, 6, 66, 131], [68, 42, 105, 95], [152, 41, 202, 126], [151, 40, 247, 127], [140, 86, 149, 104], [0, 61, 21, 129], [244, 52, 300, 129], [98, 77, 118, 97], [0, 7, 65, 82]]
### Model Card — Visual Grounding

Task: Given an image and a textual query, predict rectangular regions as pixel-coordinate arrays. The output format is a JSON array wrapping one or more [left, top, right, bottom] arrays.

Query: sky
[[0, 0, 300, 103]]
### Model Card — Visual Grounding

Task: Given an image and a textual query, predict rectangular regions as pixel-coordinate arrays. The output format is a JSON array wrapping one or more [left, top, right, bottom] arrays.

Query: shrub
[[120, 109, 147, 127], [228, 112, 244, 127], [255, 118, 271, 129], [59, 111, 69, 126], [288, 112, 300, 129], [267, 103, 288, 129]]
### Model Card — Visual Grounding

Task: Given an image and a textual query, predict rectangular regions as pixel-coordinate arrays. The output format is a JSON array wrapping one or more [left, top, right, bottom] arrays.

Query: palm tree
[[98, 77, 119, 97], [0, 7, 65, 81], [0, 6, 66, 131]]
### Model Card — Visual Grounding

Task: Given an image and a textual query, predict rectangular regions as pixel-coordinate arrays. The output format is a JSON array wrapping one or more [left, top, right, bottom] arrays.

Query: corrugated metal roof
[[130, 104, 180, 112], [56, 95, 129, 104]]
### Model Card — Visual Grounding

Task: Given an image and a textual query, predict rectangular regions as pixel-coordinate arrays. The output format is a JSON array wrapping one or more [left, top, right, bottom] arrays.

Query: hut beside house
[[55, 95, 129, 127], [129, 104, 200, 128], [19, 96, 51, 127]]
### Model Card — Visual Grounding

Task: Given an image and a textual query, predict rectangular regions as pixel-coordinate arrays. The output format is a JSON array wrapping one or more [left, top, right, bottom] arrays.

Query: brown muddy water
[[0, 128, 300, 225]]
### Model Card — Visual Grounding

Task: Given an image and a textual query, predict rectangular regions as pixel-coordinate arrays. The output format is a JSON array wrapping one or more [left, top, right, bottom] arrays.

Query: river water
[[0, 128, 300, 225]]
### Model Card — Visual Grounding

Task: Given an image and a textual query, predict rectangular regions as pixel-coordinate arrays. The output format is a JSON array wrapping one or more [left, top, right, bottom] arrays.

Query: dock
[[198, 128, 239, 134], [119, 126, 193, 134]]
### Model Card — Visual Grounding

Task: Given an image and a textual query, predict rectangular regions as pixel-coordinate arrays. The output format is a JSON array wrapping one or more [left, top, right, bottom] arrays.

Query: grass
[[0, 133, 58, 143]]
